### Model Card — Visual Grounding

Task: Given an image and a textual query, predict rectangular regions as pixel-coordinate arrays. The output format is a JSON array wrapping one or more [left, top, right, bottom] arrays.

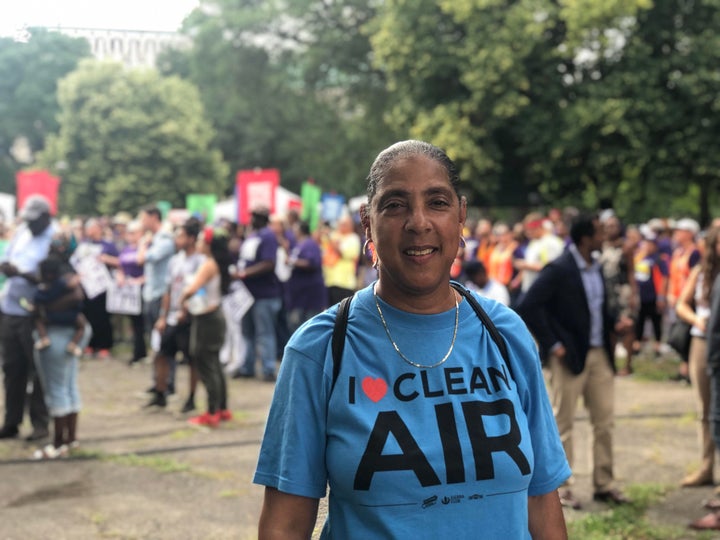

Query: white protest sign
[[106, 281, 142, 315], [223, 280, 254, 324], [71, 245, 113, 300]]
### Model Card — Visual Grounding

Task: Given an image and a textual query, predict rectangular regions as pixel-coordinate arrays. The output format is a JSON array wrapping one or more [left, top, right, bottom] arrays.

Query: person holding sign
[[254, 141, 569, 539], [116, 220, 146, 365], [233, 206, 282, 381], [180, 226, 232, 427], [77, 218, 119, 358]]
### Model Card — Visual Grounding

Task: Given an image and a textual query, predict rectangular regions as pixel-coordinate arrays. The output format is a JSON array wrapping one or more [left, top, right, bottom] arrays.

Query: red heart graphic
[[362, 377, 388, 402]]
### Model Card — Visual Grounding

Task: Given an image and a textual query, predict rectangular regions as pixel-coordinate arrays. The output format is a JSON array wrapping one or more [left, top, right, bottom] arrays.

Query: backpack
[[331, 282, 513, 391]]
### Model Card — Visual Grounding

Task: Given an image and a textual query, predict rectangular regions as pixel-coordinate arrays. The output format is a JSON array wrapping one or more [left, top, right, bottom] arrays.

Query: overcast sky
[[0, 0, 200, 37]]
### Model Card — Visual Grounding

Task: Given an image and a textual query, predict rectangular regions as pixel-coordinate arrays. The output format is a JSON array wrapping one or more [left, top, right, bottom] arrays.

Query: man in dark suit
[[517, 213, 633, 510]]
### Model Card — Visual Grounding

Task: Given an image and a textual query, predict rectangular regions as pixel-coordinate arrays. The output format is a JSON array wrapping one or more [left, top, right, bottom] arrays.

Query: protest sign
[[106, 281, 142, 315], [223, 280, 254, 324]]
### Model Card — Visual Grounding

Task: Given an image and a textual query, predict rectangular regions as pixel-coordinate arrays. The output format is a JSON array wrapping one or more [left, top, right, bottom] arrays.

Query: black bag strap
[[331, 294, 353, 389], [450, 281, 514, 381], [331, 283, 514, 390]]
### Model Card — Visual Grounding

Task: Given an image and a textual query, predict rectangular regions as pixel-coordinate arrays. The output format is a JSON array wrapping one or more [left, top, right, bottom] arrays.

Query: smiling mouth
[[405, 248, 436, 256]]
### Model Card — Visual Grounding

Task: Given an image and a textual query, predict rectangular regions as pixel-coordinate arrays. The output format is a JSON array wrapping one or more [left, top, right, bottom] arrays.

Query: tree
[[546, 0, 720, 224], [159, 0, 399, 197], [369, 0, 720, 222], [37, 60, 228, 216], [0, 28, 90, 193], [369, 0, 569, 206]]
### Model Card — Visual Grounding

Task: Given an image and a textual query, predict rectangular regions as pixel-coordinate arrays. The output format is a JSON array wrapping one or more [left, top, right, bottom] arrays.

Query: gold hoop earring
[[364, 238, 379, 269]]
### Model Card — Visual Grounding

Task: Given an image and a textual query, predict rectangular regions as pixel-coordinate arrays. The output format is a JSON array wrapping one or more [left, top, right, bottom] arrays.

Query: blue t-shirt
[[254, 285, 570, 539]]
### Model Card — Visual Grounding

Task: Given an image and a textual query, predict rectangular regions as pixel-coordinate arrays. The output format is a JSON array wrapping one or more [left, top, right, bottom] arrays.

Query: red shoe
[[97, 349, 111, 359], [219, 409, 233, 421], [188, 412, 220, 427]]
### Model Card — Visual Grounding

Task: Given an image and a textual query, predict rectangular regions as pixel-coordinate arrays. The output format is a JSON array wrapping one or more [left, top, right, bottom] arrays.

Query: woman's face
[[366, 154, 466, 303], [197, 236, 210, 255], [125, 228, 141, 245]]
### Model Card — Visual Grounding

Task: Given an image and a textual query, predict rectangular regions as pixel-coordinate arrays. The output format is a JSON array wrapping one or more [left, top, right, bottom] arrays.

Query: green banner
[[301, 181, 322, 232], [186, 194, 217, 224]]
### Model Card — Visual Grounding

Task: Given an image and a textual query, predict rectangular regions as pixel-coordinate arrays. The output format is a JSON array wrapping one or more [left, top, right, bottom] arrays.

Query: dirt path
[[0, 356, 713, 539]]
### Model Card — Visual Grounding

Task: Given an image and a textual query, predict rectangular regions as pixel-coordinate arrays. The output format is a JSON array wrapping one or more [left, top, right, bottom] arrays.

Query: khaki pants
[[550, 347, 615, 492], [689, 336, 715, 477]]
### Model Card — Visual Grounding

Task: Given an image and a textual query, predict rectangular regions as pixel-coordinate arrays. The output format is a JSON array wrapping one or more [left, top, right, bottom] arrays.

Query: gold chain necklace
[[373, 285, 459, 369]]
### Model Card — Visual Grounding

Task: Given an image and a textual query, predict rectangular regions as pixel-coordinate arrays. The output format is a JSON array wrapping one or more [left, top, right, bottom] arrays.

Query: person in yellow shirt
[[322, 214, 361, 305]]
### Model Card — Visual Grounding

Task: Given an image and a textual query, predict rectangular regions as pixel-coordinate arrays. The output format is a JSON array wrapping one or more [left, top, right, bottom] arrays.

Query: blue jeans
[[241, 297, 281, 376], [34, 326, 88, 417]]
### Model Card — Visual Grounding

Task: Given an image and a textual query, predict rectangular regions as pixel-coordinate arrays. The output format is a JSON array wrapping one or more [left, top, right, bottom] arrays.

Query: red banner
[[236, 169, 280, 224], [16, 170, 60, 215]]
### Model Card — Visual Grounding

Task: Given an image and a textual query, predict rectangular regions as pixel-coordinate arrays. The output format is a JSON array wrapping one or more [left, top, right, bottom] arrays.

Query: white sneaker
[[31, 444, 68, 460]]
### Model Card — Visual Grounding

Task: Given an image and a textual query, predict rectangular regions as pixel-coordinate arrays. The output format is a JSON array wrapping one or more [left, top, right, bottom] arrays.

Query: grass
[[619, 349, 684, 382], [565, 349, 717, 538], [108, 453, 191, 473], [72, 447, 191, 474], [219, 489, 244, 498], [565, 484, 716, 539]]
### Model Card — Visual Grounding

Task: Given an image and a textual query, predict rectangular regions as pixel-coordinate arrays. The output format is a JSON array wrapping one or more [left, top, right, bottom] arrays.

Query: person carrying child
[[24, 249, 87, 357], [31, 253, 89, 459]]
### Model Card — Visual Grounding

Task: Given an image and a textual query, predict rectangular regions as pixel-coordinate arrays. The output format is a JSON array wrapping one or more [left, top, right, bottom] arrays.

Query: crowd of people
[[1, 142, 720, 533], [0, 196, 373, 459]]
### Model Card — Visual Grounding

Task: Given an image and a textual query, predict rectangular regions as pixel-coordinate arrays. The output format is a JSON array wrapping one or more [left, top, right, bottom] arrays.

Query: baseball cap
[[647, 218, 666, 232], [20, 195, 51, 221], [639, 224, 657, 242], [112, 211, 132, 225], [675, 218, 700, 234]]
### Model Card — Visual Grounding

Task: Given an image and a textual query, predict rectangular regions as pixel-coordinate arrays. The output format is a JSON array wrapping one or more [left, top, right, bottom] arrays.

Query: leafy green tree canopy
[[0, 28, 90, 192], [369, 0, 719, 222], [160, 0, 399, 197], [37, 60, 228, 216]]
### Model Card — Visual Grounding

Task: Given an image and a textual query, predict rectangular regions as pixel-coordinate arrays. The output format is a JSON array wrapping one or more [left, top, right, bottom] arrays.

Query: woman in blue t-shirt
[[254, 141, 570, 539]]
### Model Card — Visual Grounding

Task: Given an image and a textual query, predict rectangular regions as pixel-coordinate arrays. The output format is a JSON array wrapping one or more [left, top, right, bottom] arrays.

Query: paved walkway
[[0, 355, 714, 539]]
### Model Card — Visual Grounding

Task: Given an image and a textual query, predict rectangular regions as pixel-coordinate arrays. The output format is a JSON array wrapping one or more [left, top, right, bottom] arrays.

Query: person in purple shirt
[[233, 206, 282, 381], [117, 220, 146, 364], [286, 221, 327, 334], [78, 218, 119, 358]]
